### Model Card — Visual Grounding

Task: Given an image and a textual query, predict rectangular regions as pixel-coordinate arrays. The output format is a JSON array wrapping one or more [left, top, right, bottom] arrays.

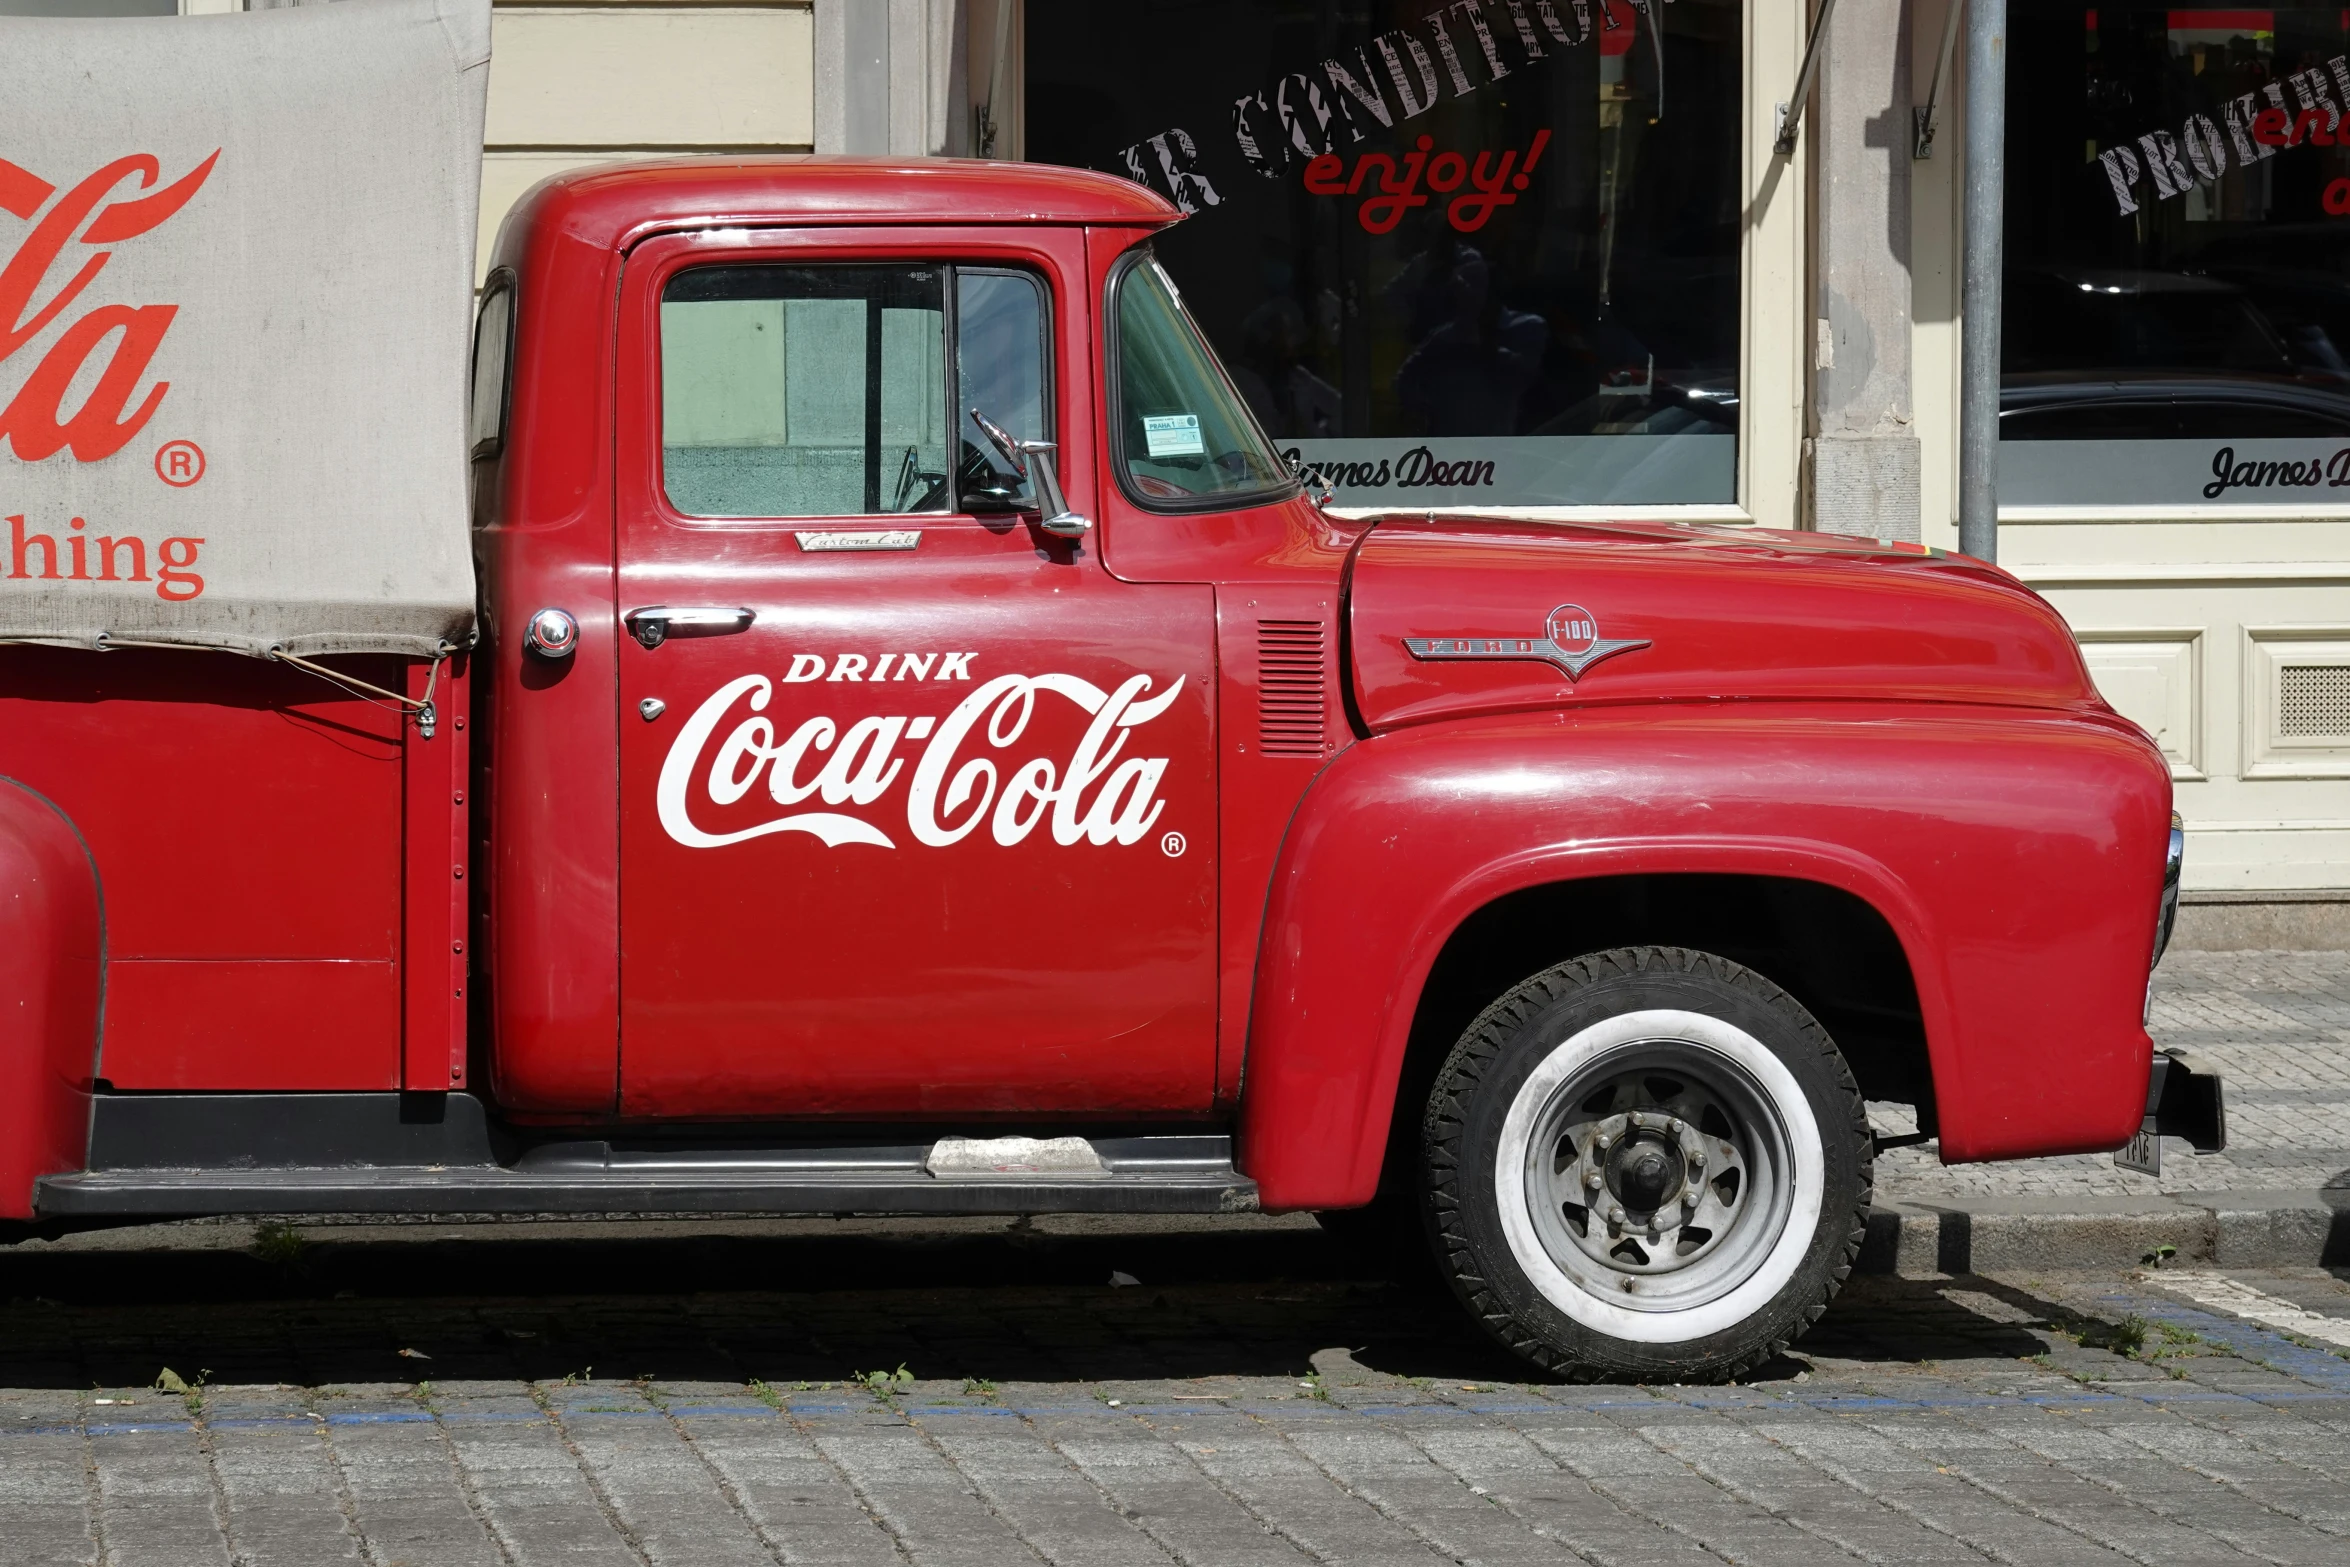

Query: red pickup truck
[[1, 155, 2217, 1383]]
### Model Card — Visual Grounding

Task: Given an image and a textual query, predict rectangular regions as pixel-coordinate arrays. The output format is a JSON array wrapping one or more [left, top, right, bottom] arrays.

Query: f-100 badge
[[1403, 604, 1651, 682]]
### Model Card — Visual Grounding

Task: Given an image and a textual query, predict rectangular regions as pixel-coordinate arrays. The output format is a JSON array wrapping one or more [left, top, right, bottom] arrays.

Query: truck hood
[[1346, 516, 2100, 732]]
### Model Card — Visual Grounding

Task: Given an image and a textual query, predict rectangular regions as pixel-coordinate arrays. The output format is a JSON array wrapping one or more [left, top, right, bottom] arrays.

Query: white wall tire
[[1423, 947, 1871, 1381]]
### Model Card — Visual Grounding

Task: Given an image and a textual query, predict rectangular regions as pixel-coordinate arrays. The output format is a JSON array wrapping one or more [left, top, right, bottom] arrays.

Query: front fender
[[0, 778, 102, 1219], [1235, 703, 2171, 1211]]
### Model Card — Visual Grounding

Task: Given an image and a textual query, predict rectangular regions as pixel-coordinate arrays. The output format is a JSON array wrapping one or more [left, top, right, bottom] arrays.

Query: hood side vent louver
[[1258, 619, 1328, 757]]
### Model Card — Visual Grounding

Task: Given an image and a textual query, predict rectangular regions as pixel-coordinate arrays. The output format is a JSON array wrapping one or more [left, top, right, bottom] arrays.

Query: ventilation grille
[[2279, 664, 2350, 739], [1258, 619, 1328, 757]]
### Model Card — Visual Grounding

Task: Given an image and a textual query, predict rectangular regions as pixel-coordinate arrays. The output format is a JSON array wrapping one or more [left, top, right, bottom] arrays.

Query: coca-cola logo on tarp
[[658, 658, 1184, 852], [0, 151, 216, 463]]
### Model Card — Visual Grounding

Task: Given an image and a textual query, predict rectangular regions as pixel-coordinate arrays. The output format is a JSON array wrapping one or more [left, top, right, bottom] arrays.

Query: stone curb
[[1859, 1189, 2350, 1275]]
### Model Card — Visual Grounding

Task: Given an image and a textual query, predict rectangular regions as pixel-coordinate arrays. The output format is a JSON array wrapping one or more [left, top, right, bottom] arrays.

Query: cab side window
[[954, 269, 1049, 511], [662, 265, 950, 518]]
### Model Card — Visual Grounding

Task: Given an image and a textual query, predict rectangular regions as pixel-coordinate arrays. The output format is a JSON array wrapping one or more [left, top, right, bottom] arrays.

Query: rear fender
[[0, 778, 102, 1219], [1234, 705, 2172, 1211]]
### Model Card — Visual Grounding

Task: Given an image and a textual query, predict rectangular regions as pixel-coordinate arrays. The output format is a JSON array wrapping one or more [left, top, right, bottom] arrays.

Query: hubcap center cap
[[1606, 1134, 1685, 1214]]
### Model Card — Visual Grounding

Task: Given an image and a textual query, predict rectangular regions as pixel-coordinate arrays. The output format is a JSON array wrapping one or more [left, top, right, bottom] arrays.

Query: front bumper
[[2146, 1048, 2227, 1152]]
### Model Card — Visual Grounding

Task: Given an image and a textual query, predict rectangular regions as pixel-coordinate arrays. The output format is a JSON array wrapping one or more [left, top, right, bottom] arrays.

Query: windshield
[[1112, 254, 1292, 506]]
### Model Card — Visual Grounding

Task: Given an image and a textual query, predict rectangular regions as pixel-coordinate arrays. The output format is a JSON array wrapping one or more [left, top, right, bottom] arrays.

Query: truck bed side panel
[[0, 647, 404, 1091]]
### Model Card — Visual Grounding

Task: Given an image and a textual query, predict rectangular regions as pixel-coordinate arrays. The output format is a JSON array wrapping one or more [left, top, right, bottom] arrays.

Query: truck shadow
[[0, 1216, 2059, 1392]]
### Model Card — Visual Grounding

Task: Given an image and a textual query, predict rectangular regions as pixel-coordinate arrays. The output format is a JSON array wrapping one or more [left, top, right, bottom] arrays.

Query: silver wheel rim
[[1522, 1038, 1795, 1315], [1492, 1008, 1825, 1344]]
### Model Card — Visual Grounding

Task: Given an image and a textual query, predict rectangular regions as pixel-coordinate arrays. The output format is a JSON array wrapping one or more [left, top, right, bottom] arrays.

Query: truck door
[[612, 229, 1217, 1119]]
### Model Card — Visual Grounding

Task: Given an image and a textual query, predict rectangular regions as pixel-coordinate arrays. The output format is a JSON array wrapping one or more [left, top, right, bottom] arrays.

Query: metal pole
[[1958, 0, 2005, 562]]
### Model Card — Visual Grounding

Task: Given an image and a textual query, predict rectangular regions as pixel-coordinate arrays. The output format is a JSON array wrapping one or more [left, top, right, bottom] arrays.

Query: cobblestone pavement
[[1875, 949, 2350, 1200], [8, 1217, 2350, 1565]]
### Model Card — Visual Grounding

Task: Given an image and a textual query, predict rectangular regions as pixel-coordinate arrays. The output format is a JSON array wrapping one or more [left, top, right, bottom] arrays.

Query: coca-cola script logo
[[0, 150, 218, 462], [659, 668, 1184, 851]]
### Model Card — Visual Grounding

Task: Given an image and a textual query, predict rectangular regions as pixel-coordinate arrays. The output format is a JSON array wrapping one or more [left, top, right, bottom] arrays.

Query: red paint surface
[[0, 646, 404, 1094], [0, 780, 100, 1217], [403, 658, 470, 1091], [101, 959, 399, 1090], [1349, 517, 2098, 731], [1236, 703, 2171, 1209]]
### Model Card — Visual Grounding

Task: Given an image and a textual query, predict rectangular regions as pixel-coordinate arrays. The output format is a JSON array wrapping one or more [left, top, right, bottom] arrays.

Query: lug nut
[[1584, 1168, 1604, 1191], [1689, 1146, 1706, 1168]]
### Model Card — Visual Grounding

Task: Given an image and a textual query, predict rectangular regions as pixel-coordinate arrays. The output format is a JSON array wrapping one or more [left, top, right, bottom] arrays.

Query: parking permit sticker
[[1143, 414, 1204, 457]]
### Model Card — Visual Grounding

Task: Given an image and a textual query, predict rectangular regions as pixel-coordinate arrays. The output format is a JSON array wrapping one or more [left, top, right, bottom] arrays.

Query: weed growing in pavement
[[2108, 1314, 2150, 1357], [855, 1365, 913, 1395], [252, 1220, 307, 1269], [747, 1379, 782, 1409], [154, 1367, 210, 1414], [2141, 1244, 2179, 1268], [963, 1377, 998, 1395], [559, 1368, 593, 1386], [1299, 1374, 1329, 1402]]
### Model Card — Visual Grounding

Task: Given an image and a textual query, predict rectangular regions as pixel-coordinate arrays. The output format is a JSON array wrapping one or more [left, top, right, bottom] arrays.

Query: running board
[[36, 1097, 1254, 1218]]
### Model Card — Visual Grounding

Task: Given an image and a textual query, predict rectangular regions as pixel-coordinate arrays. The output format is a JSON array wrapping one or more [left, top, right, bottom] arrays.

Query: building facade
[[16, 0, 2348, 938]]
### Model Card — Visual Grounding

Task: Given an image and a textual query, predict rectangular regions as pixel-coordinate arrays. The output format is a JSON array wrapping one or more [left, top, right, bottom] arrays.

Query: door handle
[[624, 605, 755, 650]]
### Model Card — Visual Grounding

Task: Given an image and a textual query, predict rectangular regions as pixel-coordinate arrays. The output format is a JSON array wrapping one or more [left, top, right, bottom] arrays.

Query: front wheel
[[1423, 946, 1872, 1381]]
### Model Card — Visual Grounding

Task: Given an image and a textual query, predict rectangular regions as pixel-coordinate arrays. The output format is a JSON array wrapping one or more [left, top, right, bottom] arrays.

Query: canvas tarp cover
[[0, 0, 489, 657]]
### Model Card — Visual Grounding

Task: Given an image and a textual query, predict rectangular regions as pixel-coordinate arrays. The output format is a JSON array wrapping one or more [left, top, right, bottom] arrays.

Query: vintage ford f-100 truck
[[0, 0, 2218, 1381]]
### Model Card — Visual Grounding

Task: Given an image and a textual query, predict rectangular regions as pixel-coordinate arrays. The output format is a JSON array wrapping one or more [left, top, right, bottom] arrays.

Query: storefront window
[[1028, 0, 1743, 507], [2007, 2, 2350, 504]]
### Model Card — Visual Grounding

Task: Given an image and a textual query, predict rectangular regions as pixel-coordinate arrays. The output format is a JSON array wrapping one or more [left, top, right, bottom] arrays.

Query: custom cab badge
[[1404, 604, 1651, 682]]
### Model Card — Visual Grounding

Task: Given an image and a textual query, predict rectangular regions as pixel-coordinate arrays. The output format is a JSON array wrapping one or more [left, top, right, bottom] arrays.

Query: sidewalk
[[1867, 949, 2350, 1270]]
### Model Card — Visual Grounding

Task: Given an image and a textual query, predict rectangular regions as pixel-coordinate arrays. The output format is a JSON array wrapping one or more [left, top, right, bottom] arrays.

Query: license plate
[[2116, 1125, 2162, 1176]]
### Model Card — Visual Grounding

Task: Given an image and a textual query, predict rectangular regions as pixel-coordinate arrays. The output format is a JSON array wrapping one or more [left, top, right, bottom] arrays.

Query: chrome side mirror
[[970, 407, 1091, 538]]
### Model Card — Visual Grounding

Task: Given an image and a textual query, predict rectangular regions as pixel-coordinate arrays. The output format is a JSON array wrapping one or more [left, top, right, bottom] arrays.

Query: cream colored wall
[[477, 0, 815, 282], [1909, 2, 2350, 894]]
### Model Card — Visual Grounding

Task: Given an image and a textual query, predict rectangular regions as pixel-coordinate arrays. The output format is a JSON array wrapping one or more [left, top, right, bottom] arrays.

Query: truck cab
[[475, 161, 1314, 1130], [1, 154, 2217, 1383]]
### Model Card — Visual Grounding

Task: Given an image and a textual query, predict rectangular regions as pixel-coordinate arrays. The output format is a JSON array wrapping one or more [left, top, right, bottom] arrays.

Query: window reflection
[[2005, 2, 2350, 498], [1028, 0, 1742, 506]]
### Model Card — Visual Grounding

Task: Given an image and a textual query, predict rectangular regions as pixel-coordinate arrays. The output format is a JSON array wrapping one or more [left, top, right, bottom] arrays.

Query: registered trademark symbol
[[1160, 831, 1187, 858], [154, 439, 205, 487]]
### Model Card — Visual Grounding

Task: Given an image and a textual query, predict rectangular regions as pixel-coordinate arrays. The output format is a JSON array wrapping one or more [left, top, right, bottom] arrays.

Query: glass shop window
[[661, 265, 950, 518], [1027, 0, 1742, 507], [2006, 3, 2350, 504]]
